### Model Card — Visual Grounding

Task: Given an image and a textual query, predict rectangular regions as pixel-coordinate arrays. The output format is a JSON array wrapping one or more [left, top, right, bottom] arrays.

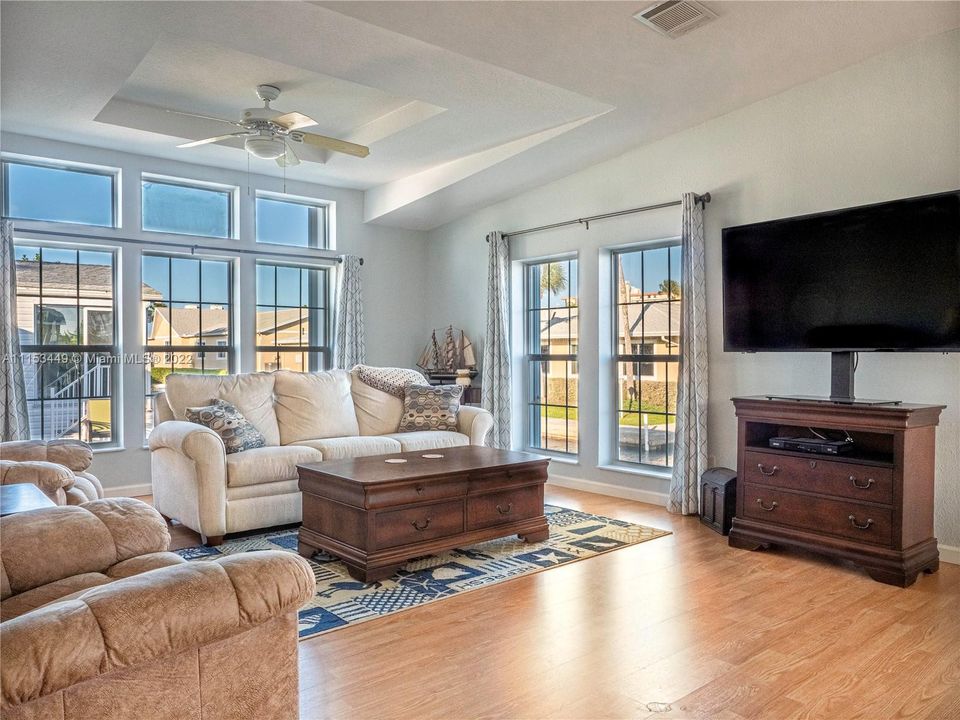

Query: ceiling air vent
[[633, 1, 717, 39]]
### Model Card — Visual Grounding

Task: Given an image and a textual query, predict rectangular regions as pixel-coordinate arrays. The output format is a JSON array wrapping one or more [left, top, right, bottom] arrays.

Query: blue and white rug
[[176, 505, 670, 640]]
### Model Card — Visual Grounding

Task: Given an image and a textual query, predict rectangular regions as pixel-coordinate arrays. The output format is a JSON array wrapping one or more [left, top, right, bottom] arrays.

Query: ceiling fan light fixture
[[244, 134, 286, 160]]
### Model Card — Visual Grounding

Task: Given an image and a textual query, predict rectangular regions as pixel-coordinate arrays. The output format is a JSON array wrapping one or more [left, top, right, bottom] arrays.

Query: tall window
[[142, 254, 233, 434], [255, 192, 328, 248], [3, 159, 117, 227], [142, 176, 233, 238], [525, 258, 578, 455], [613, 243, 681, 467], [14, 244, 117, 444], [255, 262, 331, 372]]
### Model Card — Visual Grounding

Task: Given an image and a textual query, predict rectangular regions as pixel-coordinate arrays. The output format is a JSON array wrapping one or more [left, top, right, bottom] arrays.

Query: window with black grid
[[525, 258, 578, 455], [613, 243, 682, 467], [255, 262, 331, 373]]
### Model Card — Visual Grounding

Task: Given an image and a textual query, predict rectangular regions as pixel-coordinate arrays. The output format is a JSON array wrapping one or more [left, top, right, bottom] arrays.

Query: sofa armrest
[[0, 460, 75, 497], [0, 439, 93, 473], [0, 551, 315, 709], [458, 406, 493, 446]]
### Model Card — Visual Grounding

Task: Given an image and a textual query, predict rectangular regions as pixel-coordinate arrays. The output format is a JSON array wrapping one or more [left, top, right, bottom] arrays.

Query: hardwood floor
[[155, 487, 960, 720]]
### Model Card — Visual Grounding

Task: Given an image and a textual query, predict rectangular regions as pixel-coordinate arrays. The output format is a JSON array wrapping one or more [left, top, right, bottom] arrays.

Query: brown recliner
[[0, 439, 104, 504], [0, 498, 315, 720]]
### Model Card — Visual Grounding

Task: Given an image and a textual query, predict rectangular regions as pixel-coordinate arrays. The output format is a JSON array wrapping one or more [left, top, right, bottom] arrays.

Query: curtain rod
[[497, 192, 711, 240], [6, 224, 363, 264]]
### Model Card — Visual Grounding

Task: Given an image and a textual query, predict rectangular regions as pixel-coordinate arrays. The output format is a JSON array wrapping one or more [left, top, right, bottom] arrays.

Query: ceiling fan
[[170, 84, 369, 167]]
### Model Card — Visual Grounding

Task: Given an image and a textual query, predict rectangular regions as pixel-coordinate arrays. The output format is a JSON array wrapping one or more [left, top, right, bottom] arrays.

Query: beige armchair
[[0, 439, 104, 504], [0, 498, 316, 720]]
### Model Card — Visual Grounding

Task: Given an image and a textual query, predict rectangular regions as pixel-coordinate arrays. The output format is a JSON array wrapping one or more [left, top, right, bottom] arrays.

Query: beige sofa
[[149, 368, 493, 544], [0, 498, 314, 720], [0, 439, 104, 505]]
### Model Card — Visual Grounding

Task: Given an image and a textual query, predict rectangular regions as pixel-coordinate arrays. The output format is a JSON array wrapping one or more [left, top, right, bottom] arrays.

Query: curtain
[[333, 255, 366, 369], [481, 231, 511, 449], [1, 219, 30, 441], [669, 193, 709, 515]]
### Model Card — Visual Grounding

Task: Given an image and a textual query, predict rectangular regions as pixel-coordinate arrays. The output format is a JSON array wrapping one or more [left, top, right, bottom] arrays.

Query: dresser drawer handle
[[496, 503, 513, 515], [757, 464, 779, 477], [411, 518, 431, 531], [850, 476, 874, 489], [848, 515, 873, 530], [415, 485, 425, 495], [756, 498, 778, 512]]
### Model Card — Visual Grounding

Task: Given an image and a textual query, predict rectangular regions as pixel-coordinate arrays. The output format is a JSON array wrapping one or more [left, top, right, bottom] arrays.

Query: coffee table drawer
[[468, 485, 542, 530], [374, 500, 464, 549], [366, 478, 467, 509]]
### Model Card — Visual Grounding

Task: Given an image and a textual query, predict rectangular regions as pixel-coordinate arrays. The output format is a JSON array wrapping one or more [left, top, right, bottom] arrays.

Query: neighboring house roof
[[255, 308, 303, 336], [542, 299, 679, 342], [16, 260, 162, 299], [150, 306, 229, 340]]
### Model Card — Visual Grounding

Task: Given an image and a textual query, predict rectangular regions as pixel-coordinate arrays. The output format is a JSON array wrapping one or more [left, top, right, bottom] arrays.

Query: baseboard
[[103, 482, 152, 499], [547, 473, 669, 508], [939, 544, 960, 566]]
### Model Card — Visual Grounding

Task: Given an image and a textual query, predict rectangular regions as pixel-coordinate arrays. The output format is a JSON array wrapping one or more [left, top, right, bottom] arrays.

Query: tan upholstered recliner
[[0, 498, 316, 720], [0, 439, 104, 504]]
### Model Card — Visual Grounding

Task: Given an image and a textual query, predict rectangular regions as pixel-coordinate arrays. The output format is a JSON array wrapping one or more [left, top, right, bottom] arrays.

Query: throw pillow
[[354, 364, 429, 398], [399, 384, 463, 433], [185, 399, 266, 454]]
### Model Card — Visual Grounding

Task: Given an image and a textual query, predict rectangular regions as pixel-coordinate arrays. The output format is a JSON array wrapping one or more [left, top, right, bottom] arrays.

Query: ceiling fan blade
[[295, 132, 369, 158], [273, 111, 317, 131], [165, 108, 244, 127], [276, 142, 300, 167], [177, 132, 249, 148]]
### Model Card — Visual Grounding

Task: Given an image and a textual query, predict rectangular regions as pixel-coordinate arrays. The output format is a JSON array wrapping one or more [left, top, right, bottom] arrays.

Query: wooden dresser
[[728, 397, 943, 587]]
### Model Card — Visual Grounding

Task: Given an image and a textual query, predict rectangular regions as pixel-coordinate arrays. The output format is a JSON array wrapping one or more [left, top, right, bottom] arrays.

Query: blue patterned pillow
[[399, 384, 463, 433], [185, 399, 266, 454]]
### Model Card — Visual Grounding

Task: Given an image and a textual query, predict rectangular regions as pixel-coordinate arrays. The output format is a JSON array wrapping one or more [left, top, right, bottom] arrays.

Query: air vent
[[633, 1, 716, 39]]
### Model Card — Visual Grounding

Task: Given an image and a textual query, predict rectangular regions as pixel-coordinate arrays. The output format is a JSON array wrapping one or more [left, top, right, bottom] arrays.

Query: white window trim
[[141, 172, 239, 240], [254, 189, 333, 250]]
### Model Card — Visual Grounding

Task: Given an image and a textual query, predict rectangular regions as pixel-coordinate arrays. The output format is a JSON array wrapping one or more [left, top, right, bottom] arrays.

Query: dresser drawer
[[742, 482, 893, 546], [374, 500, 464, 549], [744, 450, 893, 504], [469, 465, 547, 493], [365, 478, 467, 509], [467, 484, 543, 530]]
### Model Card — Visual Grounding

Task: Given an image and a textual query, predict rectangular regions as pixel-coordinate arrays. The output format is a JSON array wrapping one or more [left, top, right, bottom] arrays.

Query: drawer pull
[[848, 515, 873, 530], [757, 463, 779, 477], [756, 498, 779, 512], [496, 503, 513, 515], [415, 485, 424, 495], [411, 518, 431, 531], [850, 476, 874, 489]]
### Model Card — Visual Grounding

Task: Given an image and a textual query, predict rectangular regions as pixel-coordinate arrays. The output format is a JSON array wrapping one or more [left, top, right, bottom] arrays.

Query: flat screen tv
[[722, 191, 960, 354]]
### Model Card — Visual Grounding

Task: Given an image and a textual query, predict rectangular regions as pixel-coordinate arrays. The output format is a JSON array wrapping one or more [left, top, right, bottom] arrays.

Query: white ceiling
[[2, 1, 957, 230]]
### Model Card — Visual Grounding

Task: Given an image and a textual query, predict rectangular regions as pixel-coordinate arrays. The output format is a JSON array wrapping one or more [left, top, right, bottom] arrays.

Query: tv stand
[[764, 395, 902, 407], [729, 397, 943, 587]]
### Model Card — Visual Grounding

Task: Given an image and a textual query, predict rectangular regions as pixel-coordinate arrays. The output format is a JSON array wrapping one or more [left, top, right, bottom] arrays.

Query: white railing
[[25, 359, 111, 441]]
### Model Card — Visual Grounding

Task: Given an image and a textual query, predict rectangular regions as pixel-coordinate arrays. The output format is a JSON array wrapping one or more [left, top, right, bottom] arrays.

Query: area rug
[[175, 505, 670, 640]]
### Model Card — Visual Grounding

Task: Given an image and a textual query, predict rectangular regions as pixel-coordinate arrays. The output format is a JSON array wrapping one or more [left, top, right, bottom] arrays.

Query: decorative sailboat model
[[417, 326, 477, 380]]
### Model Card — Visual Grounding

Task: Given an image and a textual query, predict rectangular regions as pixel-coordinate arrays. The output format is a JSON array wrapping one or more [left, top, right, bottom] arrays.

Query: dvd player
[[768, 436, 854, 455]]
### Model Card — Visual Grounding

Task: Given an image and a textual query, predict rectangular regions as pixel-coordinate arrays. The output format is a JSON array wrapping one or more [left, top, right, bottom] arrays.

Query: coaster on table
[[422, 453, 444, 459], [384, 458, 408, 464]]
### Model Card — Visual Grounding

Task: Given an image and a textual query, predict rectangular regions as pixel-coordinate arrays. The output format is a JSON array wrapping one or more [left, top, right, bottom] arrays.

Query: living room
[[1, 2, 958, 719]]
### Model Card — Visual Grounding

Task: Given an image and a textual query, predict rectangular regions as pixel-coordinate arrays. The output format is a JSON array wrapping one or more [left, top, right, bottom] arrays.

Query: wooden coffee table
[[297, 445, 550, 582]]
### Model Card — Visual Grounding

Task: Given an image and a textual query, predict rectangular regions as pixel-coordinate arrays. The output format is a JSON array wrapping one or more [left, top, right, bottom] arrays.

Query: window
[[614, 243, 682, 467], [142, 176, 233, 238], [14, 244, 117, 444], [525, 258, 578, 455], [255, 262, 331, 372], [142, 254, 233, 434], [255, 192, 328, 248], [3, 159, 116, 227]]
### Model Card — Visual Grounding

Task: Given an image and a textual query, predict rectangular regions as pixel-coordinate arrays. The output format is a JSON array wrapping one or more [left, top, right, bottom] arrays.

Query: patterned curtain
[[333, 255, 366, 369], [669, 194, 709, 515], [1, 219, 30, 440], [481, 231, 512, 449]]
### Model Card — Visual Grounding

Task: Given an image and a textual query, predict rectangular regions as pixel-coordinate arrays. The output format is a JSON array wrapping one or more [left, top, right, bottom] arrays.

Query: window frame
[[523, 255, 579, 457], [140, 173, 237, 240], [2, 156, 120, 228], [254, 190, 330, 249], [13, 241, 120, 447], [254, 260, 333, 372], [611, 239, 682, 470]]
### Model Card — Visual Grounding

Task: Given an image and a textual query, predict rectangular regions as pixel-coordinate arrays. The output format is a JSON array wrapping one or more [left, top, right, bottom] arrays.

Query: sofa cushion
[[186, 400, 266, 455], [291, 436, 402, 460], [399, 384, 463, 433], [0, 573, 112, 622], [274, 370, 359, 444], [164, 373, 281, 446], [225, 445, 323, 488], [350, 370, 404, 436], [383, 431, 470, 453]]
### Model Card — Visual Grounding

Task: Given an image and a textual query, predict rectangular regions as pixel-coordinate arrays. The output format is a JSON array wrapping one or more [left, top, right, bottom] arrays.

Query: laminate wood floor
[[155, 487, 960, 720]]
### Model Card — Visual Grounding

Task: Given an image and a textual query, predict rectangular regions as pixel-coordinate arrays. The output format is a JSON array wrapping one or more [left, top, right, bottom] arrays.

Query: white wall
[[424, 30, 960, 545], [1, 132, 430, 492]]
